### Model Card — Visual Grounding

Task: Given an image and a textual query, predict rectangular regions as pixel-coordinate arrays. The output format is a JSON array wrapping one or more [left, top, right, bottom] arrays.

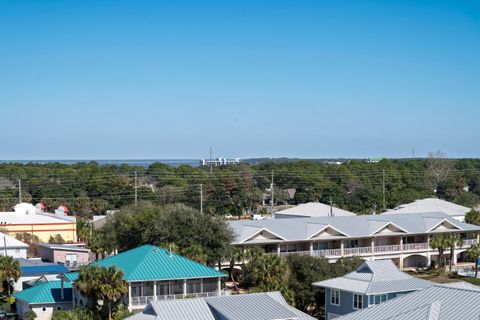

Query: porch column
[[183, 279, 187, 297], [200, 278, 204, 293], [217, 277, 221, 295], [128, 283, 132, 311], [309, 242, 313, 256], [277, 244, 281, 256], [61, 280, 64, 299], [400, 237, 403, 252], [340, 241, 344, 256], [399, 256, 404, 270], [477, 234, 479, 244], [72, 285, 75, 309], [453, 249, 458, 265], [371, 238, 375, 255], [153, 281, 157, 301]]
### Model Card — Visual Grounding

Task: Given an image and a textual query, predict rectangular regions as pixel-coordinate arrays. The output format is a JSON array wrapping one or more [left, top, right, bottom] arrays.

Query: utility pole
[[134, 171, 138, 207], [270, 171, 274, 214], [209, 147, 213, 174], [382, 170, 386, 211], [18, 179, 22, 203], [200, 184, 203, 214]]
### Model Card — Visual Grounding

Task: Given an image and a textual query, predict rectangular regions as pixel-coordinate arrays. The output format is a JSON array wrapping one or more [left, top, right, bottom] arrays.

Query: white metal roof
[[383, 198, 471, 217], [313, 260, 433, 295], [230, 212, 480, 244], [0, 232, 29, 249], [125, 292, 316, 320], [275, 202, 357, 218], [0, 211, 75, 225], [336, 283, 480, 320]]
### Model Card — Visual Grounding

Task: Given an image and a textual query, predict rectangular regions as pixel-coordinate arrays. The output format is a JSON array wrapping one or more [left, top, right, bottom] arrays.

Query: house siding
[[325, 288, 366, 318]]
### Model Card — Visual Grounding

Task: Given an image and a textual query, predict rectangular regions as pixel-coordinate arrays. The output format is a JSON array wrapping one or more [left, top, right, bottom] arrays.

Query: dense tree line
[[1, 157, 480, 215]]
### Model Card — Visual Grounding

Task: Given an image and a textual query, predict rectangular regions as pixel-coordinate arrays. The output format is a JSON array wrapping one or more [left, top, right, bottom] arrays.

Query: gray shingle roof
[[125, 292, 316, 320], [313, 260, 433, 294], [336, 283, 480, 320], [229, 212, 480, 243]]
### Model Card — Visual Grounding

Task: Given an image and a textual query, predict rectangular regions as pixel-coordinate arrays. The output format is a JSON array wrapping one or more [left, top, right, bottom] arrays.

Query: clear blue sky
[[1, 0, 479, 159]]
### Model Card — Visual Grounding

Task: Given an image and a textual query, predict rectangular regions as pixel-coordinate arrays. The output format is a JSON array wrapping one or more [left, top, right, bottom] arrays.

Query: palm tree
[[446, 233, 463, 271], [0, 256, 21, 296], [430, 234, 448, 268], [75, 265, 103, 306], [98, 266, 128, 320], [466, 244, 480, 278]]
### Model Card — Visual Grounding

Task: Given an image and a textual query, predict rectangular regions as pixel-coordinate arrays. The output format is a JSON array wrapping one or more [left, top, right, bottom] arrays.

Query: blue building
[[313, 259, 433, 319]]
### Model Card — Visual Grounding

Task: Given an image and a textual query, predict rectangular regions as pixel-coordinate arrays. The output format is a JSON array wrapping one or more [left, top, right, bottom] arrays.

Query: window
[[353, 294, 363, 310], [368, 294, 387, 305], [330, 289, 340, 306]]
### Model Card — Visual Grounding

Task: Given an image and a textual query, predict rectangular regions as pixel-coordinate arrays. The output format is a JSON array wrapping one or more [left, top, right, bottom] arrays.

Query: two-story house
[[59, 244, 227, 312], [313, 259, 433, 319], [228, 212, 480, 269]]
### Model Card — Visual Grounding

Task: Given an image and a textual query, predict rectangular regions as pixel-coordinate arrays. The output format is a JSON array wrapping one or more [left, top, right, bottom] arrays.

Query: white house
[[383, 198, 471, 222], [0, 232, 28, 259]]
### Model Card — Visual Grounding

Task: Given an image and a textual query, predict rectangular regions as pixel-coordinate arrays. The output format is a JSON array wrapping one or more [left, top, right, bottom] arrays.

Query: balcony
[[402, 243, 429, 251], [344, 246, 372, 256], [374, 244, 402, 253], [131, 291, 228, 306]]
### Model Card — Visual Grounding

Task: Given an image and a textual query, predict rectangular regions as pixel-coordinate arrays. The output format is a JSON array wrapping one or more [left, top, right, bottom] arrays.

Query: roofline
[[427, 218, 462, 232], [369, 221, 409, 236], [61, 274, 226, 283], [307, 224, 350, 239], [239, 227, 287, 243]]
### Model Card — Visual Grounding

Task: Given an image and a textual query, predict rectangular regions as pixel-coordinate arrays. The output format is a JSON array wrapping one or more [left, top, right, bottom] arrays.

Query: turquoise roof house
[[60, 244, 227, 311], [14, 281, 73, 320]]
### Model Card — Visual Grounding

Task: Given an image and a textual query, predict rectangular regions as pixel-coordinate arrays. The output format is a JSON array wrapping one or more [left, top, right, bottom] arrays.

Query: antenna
[[168, 244, 172, 256], [412, 147, 415, 159]]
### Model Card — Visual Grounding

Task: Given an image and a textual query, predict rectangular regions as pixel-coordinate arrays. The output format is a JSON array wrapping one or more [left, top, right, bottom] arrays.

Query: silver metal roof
[[229, 212, 480, 244], [275, 202, 356, 218], [336, 283, 480, 320], [125, 292, 316, 320], [313, 260, 433, 294], [384, 198, 471, 217]]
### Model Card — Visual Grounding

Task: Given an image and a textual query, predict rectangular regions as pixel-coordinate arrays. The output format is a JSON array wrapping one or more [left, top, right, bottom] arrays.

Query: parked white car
[[224, 214, 234, 219], [250, 214, 265, 220]]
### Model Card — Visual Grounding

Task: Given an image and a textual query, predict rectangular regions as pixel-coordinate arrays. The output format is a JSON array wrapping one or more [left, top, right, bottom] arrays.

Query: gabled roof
[[62, 245, 226, 282], [384, 198, 471, 217], [336, 283, 480, 320], [14, 280, 72, 304], [0, 232, 29, 248], [313, 260, 433, 295], [229, 212, 480, 244], [37, 243, 90, 253], [125, 292, 316, 320], [275, 202, 357, 218]]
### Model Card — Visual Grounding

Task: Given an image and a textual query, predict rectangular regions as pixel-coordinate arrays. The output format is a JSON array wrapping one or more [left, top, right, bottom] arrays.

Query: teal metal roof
[[14, 281, 72, 304], [63, 245, 226, 282]]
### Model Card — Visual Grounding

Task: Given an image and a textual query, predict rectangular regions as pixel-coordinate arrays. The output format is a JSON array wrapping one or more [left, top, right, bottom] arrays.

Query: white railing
[[344, 246, 372, 256], [402, 243, 429, 251], [131, 291, 226, 306], [279, 251, 311, 257], [374, 244, 402, 253], [463, 239, 479, 247], [313, 248, 342, 257]]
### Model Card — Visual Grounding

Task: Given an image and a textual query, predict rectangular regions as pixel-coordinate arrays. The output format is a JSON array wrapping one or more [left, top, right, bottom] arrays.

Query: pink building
[[36, 243, 90, 270]]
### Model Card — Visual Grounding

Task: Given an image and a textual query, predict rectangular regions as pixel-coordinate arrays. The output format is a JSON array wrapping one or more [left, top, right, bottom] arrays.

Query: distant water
[[0, 159, 201, 168]]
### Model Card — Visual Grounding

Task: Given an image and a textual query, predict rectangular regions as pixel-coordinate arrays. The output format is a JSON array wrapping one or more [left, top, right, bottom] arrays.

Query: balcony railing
[[274, 239, 479, 259], [313, 248, 342, 257], [374, 244, 402, 253], [344, 246, 372, 256], [463, 239, 478, 247], [279, 251, 311, 257], [402, 243, 429, 251], [131, 291, 226, 306]]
